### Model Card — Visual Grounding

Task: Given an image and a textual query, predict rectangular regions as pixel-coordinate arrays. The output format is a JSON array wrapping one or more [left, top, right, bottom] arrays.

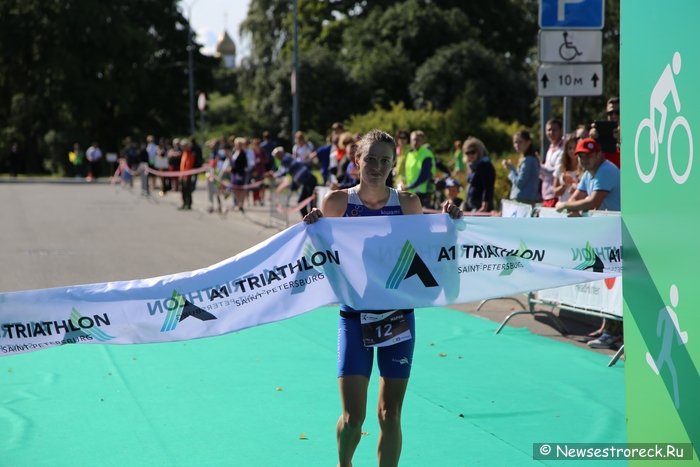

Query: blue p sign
[[539, 0, 605, 29]]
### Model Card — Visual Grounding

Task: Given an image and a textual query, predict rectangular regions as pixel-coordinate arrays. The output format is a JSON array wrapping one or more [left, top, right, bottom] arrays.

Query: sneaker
[[588, 332, 616, 349]]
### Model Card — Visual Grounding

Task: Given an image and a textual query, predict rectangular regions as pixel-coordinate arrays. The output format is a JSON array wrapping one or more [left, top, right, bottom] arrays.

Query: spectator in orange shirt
[[179, 139, 196, 210]]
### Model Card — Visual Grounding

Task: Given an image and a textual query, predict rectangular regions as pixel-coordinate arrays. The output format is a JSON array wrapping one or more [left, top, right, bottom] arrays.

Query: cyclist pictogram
[[558, 32, 582, 61], [634, 52, 694, 184]]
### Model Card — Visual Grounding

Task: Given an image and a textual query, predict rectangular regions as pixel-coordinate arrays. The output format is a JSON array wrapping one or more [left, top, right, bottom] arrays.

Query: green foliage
[[236, 0, 554, 140], [410, 40, 535, 123], [202, 91, 251, 142], [443, 83, 487, 148], [342, 0, 470, 108], [345, 102, 448, 147], [493, 154, 517, 211], [346, 99, 522, 157], [479, 118, 523, 157]]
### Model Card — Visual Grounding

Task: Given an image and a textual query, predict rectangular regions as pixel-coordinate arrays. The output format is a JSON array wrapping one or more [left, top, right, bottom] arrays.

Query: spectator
[[336, 139, 360, 189], [335, 133, 357, 187], [575, 124, 589, 140], [331, 121, 344, 140], [8, 142, 21, 177], [85, 142, 103, 181], [124, 140, 140, 172], [392, 130, 410, 188], [292, 131, 314, 163], [403, 130, 436, 207], [206, 143, 226, 214], [167, 139, 182, 193], [155, 139, 170, 195], [269, 146, 317, 218], [554, 137, 620, 214], [178, 139, 196, 210], [540, 118, 564, 207], [590, 97, 621, 168], [553, 135, 581, 203], [327, 123, 346, 180], [249, 138, 268, 206], [146, 135, 158, 167], [311, 136, 333, 185], [70, 142, 85, 178], [502, 130, 541, 205], [452, 139, 465, 181], [443, 177, 463, 208], [145, 135, 159, 192], [231, 138, 249, 213], [191, 137, 203, 168], [190, 137, 204, 191], [138, 142, 150, 196], [462, 137, 496, 212], [260, 131, 276, 171]]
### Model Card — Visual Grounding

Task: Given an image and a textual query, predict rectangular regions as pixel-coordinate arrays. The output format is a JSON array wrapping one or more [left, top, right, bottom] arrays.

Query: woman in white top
[[292, 130, 314, 163], [553, 135, 581, 203]]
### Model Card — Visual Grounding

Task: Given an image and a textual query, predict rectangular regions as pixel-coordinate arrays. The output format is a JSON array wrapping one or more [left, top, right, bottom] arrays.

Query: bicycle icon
[[634, 52, 694, 184], [558, 32, 582, 61]]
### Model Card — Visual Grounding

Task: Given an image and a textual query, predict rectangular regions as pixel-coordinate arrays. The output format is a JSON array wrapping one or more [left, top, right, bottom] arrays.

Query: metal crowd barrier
[[476, 201, 624, 366]]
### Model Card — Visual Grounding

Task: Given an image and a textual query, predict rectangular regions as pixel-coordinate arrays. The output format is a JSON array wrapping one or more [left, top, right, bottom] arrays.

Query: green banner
[[622, 0, 699, 464]]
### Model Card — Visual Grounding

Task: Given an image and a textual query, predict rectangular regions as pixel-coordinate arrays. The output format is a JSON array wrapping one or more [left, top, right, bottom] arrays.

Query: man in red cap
[[555, 137, 620, 214]]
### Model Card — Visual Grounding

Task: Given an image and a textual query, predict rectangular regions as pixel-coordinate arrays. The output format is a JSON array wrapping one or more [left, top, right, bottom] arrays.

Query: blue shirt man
[[555, 138, 621, 214]]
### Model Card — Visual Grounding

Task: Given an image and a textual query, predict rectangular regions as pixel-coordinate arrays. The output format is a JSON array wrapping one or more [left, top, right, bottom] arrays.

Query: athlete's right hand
[[303, 207, 323, 224]]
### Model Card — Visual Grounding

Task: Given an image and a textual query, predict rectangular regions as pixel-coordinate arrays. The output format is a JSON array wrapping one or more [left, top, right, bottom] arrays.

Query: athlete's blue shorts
[[337, 309, 415, 379]]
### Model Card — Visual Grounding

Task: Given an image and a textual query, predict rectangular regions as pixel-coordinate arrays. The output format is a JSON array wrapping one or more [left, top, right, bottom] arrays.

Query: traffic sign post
[[539, 30, 602, 63], [538, 63, 603, 96], [538, 0, 605, 135], [540, 0, 605, 29]]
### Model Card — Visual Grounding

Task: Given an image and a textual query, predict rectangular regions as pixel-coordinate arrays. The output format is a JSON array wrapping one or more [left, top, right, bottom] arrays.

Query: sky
[[179, 0, 250, 61]]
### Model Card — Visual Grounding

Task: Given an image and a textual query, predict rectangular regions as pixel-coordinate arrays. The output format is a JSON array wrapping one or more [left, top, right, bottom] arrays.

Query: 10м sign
[[538, 63, 603, 96]]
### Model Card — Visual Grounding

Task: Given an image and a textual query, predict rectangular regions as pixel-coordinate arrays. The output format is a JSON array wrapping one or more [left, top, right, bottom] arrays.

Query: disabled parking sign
[[540, 0, 605, 29]]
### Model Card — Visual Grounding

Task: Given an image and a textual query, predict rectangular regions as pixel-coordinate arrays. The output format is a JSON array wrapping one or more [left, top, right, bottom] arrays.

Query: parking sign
[[540, 0, 605, 29]]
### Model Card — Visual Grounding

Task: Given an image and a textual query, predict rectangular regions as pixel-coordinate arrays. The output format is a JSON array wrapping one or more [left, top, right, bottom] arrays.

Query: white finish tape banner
[[0, 215, 621, 355]]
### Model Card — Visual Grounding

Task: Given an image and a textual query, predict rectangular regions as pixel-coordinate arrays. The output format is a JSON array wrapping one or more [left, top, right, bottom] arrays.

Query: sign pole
[[563, 96, 572, 136], [540, 97, 551, 158]]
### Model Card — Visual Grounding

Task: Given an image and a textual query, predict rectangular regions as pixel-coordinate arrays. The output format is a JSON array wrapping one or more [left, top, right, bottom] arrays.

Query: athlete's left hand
[[442, 200, 463, 219]]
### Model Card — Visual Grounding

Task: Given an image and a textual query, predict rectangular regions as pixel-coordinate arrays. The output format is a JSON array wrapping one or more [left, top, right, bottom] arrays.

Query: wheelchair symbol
[[558, 32, 582, 62]]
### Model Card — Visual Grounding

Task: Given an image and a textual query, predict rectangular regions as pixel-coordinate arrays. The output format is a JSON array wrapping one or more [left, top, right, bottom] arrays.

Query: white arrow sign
[[538, 63, 603, 96], [539, 30, 602, 63]]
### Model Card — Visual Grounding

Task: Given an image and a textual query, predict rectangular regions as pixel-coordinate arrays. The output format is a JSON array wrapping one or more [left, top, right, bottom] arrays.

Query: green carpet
[[0, 307, 626, 466]]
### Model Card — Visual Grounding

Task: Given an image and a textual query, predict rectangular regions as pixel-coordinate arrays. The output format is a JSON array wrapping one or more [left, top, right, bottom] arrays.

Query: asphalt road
[[0, 180, 285, 293]]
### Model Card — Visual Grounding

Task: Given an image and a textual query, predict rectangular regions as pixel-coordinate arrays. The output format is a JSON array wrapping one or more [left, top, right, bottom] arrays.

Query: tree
[[410, 41, 535, 123], [0, 0, 216, 173], [236, 0, 542, 140], [341, 0, 472, 108]]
